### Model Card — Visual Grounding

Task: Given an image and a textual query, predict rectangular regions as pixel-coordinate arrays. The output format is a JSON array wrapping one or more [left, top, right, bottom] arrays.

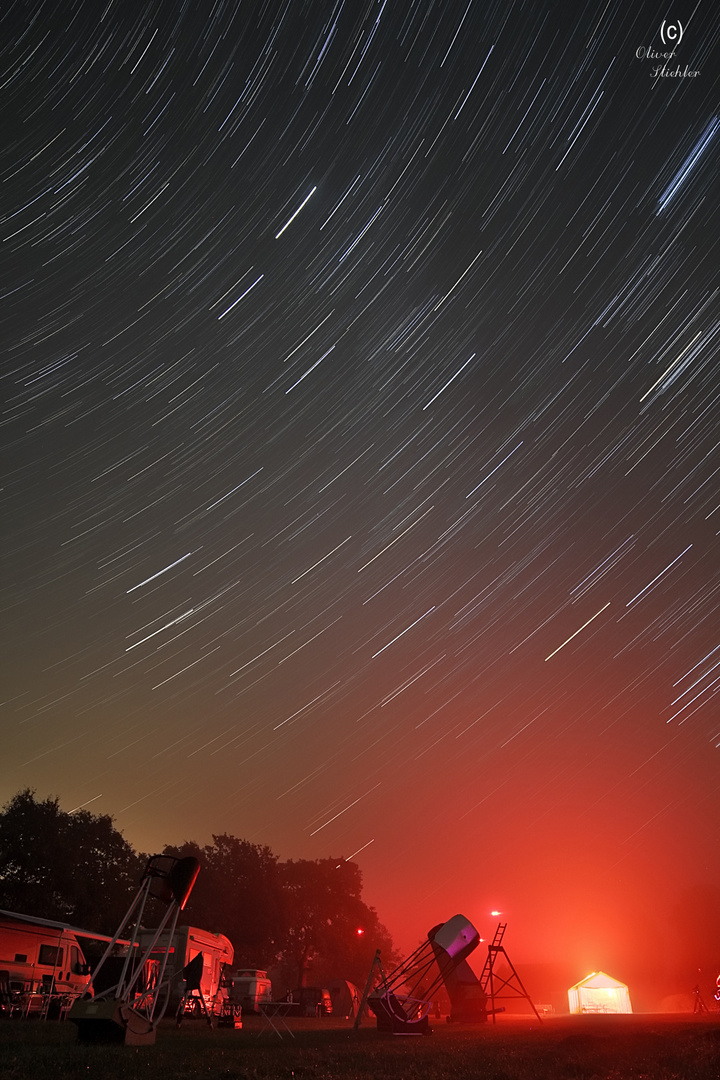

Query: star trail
[[1, 1, 719, 991]]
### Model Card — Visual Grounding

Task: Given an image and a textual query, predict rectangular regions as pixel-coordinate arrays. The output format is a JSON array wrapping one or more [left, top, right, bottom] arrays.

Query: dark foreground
[[2, 1013, 719, 1080]]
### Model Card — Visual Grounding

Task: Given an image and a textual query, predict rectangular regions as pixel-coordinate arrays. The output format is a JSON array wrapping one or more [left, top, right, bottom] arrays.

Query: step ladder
[[479, 922, 542, 1023], [478, 923, 506, 990]]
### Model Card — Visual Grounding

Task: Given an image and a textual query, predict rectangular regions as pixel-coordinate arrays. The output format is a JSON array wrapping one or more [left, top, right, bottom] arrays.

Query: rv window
[[71, 946, 82, 974], [15, 954, 28, 963], [38, 945, 64, 967]]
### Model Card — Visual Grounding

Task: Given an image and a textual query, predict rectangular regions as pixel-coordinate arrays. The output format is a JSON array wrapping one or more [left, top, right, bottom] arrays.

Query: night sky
[[2, 1, 719, 997]]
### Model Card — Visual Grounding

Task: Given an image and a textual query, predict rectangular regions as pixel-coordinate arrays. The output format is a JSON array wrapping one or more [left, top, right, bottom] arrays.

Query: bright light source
[[356, 928, 364, 936], [568, 971, 632, 1014], [490, 910, 502, 917]]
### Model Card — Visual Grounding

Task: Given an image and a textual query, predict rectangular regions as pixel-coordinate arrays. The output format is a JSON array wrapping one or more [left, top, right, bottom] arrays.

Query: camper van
[[229, 968, 272, 1013], [0, 912, 93, 1012], [137, 925, 233, 1012]]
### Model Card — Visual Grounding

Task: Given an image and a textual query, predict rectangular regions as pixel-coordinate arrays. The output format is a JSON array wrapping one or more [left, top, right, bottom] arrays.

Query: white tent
[[568, 971, 632, 1014]]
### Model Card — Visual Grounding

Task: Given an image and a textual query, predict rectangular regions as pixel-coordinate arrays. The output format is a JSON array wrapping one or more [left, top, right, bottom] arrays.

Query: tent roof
[[569, 971, 628, 991]]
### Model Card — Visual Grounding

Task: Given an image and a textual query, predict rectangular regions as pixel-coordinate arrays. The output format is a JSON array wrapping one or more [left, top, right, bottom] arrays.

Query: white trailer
[[0, 909, 93, 1015], [137, 925, 233, 1012], [230, 968, 272, 1013]]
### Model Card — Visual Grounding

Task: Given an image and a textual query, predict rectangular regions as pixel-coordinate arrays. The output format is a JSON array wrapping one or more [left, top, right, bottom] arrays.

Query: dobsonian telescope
[[362, 914, 539, 1033], [69, 854, 200, 1045], [428, 915, 489, 1022], [365, 914, 492, 1034]]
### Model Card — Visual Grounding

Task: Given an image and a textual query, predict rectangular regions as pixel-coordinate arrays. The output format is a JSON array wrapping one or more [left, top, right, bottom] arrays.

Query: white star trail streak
[[275, 186, 317, 238], [371, 608, 436, 658], [625, 546, 693, 608], [657, 116, 719, 213], [217, 274, 265, 319], [126, 553, 194, 592], [309, 784, 382, 836], [545, 603, 612, 661]]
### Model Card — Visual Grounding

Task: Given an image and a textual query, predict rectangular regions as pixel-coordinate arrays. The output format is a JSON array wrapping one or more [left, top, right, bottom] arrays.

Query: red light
[[356, 928, 364, 936]]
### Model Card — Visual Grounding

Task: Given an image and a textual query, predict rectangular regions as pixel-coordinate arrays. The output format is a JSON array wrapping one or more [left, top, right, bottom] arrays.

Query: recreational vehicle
[[0, 910, 93, 1013], [229, 968, 272, 1013], [137, 925, 233, 1011]]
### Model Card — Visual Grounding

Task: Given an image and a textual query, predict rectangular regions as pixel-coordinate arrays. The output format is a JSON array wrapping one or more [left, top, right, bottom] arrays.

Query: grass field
[[2, 1013, 719, 1079]]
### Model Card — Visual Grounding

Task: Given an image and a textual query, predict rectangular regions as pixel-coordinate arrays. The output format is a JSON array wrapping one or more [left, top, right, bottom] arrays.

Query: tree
[[0, 789, 145, 934], [165, 840, 398, 991], [277, 858, 397, 990], [164, 834, 285, 969], [0, 788, 399, 987]]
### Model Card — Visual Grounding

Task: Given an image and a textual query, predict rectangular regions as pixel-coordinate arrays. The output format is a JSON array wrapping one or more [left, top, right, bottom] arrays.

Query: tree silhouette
[[164, 834, 285, 968], [167, 841, 397, 989], [0, 789, 397, 989], [278, 857, 397, 989], [0, 789, 145, 934]]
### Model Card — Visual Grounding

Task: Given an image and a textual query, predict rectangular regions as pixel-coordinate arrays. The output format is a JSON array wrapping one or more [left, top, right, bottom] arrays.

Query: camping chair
[[38, 974, 72, 1021], [0, 970, 22, 1018], [175, 953, 212, 1027]]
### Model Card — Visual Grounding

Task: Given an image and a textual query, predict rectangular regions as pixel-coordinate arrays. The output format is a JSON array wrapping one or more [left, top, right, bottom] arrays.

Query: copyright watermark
[[660, 19, 683, 45], [635, 17, 699, 81]]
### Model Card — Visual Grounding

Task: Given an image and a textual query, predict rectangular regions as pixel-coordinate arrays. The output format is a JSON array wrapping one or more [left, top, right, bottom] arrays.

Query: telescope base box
[[69, 999, 157, 1045], [368, 994, 432, 1035]]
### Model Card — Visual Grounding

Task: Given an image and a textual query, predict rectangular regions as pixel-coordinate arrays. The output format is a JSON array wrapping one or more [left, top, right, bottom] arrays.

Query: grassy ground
[[1, 1013, 719, 1080]]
